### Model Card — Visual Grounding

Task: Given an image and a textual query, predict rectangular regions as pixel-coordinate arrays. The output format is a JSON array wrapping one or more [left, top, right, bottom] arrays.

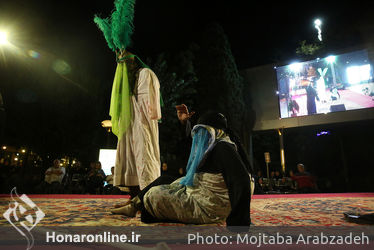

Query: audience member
[[96, 161, 106, 179], [161, 163, 169, 175], [291, 163, 318, 193], [45, 159, 66, 184], [36, 159, 65, 194], [103, 166, 122, 194], [254, 170, 264, 194], [86, 161, 106, 194], [65, 161, 86, 194], [106, 166, 114, 185]]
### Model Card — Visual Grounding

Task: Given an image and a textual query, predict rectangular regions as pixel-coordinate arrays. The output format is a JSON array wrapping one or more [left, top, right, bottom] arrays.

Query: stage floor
[[1, 193, 373, 227]]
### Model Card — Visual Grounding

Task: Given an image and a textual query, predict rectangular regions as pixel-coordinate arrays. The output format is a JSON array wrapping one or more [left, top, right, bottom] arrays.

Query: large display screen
[[98, 149, 116, 176], [276, 50, 374, 118]]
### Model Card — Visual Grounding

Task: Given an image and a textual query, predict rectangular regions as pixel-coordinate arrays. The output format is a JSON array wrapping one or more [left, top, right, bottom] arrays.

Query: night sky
[[1, 0, 374, 160]]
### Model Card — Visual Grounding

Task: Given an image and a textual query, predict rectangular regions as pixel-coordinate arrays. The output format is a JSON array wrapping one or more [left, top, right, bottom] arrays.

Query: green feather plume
[[94, 0, 136, 51], [112, 0, 136, 50], [94, 16, 116, 51]]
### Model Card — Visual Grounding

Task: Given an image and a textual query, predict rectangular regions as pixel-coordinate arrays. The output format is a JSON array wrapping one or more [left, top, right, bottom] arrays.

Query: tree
[[148, 45, 198, 171], [296, 40, 322, 56], [196, 23, 255, 146]]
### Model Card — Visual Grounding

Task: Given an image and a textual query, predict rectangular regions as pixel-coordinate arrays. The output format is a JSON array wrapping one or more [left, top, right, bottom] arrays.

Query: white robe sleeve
[[146, 69, 162, 120]]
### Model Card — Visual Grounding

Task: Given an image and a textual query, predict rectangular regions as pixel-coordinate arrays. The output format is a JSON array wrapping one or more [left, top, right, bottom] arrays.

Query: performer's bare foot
[[111, 203, 137, 217], [113, 199, 131, 208]]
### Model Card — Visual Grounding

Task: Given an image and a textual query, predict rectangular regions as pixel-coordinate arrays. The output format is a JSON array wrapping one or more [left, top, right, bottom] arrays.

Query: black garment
[[186, 118, 253, 174], [344, 212, 374, 225], [306, 85, 319, 115], [186, 115, 252, 226], [86, 171, 105, 194], [139, 142, 251, 228], [141, 112, 251, 227], [197, 141, 251, 227]]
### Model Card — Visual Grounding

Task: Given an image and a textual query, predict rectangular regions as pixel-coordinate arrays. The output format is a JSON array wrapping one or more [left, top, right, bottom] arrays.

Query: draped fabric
[[180, 125, 235, 186], [109, 62, 132, 140], [180, 127, 211, 186], [144, 173, 231, 224], [113, 68, 161, 189], [115, 55, 164, 123]]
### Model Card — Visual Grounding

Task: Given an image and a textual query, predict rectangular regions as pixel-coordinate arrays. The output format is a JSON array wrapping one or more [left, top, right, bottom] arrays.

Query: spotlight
[[0, 31, 8, 45], [326, 55, 336, 64], [289, 62, 302, 72]]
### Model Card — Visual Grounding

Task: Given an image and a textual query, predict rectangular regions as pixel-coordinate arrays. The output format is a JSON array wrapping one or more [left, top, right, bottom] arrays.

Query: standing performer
[[94, 0, 162, 197], [306, 82, 319, 115]]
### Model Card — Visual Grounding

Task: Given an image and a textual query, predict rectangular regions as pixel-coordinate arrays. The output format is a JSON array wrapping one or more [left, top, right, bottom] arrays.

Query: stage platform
[[1, 193, 373, 227], [1, 193, 373, 250]]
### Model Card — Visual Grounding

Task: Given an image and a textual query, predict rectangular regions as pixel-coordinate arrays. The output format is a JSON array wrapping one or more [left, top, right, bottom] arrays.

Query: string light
[[314, 19, 322, 41]]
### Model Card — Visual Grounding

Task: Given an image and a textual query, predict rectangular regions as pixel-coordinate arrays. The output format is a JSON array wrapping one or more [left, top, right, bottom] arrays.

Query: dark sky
[[0, 0, 373, 158]]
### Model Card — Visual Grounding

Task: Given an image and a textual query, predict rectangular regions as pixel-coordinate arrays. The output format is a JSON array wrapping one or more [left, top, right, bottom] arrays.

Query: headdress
[[95, 0, 164, 140], [180, 112, 234, 186], [94, 0, 136, 139], [94, 0, 135, 52]]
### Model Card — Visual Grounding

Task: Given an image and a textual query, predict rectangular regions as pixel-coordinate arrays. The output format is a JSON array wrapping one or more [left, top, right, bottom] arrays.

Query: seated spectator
[[161, 163, 169, 175], [275, 170, 283, 180], [265, 170, 276, 190], [45, 159, 66, 184], [273, 170, 286, 191], [106, 166, 114, 186], [86, 161, 106, 194], [96, 161, 106, 178], [103, 166, 121, 195], [254, 170, 264, 194], [290, 163, 318, 193], [66, 161, 86, 194], [36, 159, 65, 194], [295, 163, 310, 176]]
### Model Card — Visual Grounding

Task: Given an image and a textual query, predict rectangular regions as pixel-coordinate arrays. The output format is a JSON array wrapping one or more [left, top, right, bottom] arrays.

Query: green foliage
[[196, 23, 247, 134], [148, 46, 198, 165], [94, 0, 136, 51], [296, 40, 321, 56], [146, 24, 256, 166]]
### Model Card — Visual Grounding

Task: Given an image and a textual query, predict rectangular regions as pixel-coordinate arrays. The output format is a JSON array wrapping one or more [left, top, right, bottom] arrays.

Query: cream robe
[[114, 68, 161, 190]]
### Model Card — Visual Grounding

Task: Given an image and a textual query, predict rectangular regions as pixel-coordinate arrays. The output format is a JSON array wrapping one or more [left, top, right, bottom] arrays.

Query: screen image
[[276, 50, 374, 118], [98, 149, 116, 176]]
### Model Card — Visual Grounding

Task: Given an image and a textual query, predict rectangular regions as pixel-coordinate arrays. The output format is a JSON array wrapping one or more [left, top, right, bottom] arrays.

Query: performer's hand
[[101, 120, 112, 128], [175, 104, 195, 124]]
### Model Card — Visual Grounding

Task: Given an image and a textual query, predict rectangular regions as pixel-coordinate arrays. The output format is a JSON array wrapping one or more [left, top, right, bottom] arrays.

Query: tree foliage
[[296, 40, 321, 56], [148, 45, 198, 167], [146, 24, 256, 168], [196, 23, 255, 146], [195, 23, 245, 133]]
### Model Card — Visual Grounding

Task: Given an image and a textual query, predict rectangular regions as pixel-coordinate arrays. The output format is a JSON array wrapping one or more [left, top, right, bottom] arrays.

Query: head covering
[[180, 112, 234, 186], [94, 0, 136, 139], [197, 111, 227, 130], [198, 111, 254, 174], [180, 126, 212, 186], [94, 0, 136, 52], [94, 0, 163, 139]]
